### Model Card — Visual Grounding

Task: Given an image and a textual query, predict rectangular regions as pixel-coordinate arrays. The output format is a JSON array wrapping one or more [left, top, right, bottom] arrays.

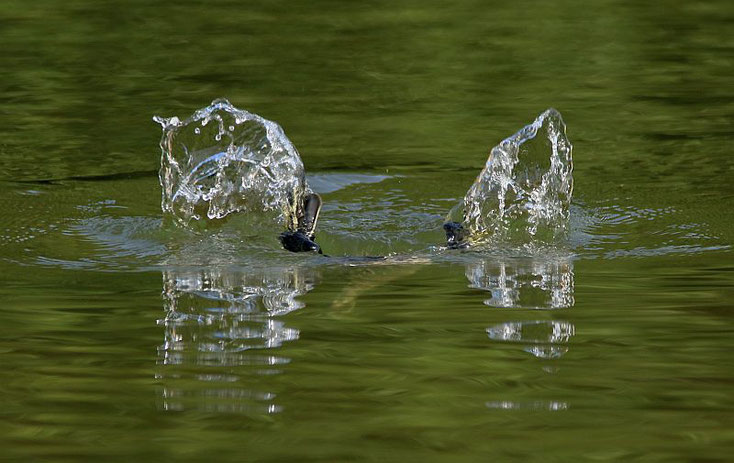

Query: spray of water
[[450, 109, 573, 245], [154, 99, 309, 230]]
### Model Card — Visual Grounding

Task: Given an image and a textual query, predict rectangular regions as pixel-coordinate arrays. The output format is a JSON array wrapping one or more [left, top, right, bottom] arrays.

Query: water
[[456, 108, 573, 244], [1, 1, 734, 461], [155, 99, 310, 230]]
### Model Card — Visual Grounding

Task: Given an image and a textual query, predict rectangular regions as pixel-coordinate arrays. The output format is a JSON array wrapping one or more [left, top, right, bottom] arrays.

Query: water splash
[[451, 109, 573, 244], [154, 99, 309, 230]]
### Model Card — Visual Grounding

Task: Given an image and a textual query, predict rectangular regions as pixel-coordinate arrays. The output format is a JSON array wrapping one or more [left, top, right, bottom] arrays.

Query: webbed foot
[[443, 221, 468, 249], [279, 231, 322, 254]]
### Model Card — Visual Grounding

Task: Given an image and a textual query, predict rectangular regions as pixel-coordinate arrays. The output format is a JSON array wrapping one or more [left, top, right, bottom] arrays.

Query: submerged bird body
[[279, 193, 466, 254]]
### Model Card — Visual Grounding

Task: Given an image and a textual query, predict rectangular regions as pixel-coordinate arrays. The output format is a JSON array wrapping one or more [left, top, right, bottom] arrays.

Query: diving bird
[[279, 193, 323, 254]]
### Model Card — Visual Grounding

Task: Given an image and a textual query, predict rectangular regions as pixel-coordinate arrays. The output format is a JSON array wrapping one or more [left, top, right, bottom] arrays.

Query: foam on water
[[154, 99, 309, 230], [451, 109, 573, 244]]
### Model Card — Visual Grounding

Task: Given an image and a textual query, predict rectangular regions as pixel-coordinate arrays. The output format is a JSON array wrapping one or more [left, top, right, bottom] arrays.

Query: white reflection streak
[[156, 266, 315, 414], [466, 257, 574, 309], [472, 256, 576, 410], [486, 321, 575, 359], [486, 401, 569, 411]]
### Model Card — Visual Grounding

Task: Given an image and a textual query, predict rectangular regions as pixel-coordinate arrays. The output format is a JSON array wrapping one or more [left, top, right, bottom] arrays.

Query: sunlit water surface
[[1, 1, 733, 461]]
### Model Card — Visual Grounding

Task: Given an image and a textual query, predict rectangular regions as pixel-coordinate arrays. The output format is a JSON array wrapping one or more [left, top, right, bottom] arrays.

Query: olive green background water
[[1, 1, 733, 461]]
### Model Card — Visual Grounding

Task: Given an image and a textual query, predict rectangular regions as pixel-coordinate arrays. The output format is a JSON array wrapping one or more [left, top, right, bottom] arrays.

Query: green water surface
[[1, 1, 733, 461]]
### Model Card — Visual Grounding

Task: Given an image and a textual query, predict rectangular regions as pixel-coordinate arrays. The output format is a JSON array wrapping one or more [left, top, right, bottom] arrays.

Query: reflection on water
[[466, 255, 574, 309], [473, 254, 576, 410], [486, 400, 569, 411], [467, 254, 575, 359], [487, 320, 575, 359], [156, 265, 317, 414]]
